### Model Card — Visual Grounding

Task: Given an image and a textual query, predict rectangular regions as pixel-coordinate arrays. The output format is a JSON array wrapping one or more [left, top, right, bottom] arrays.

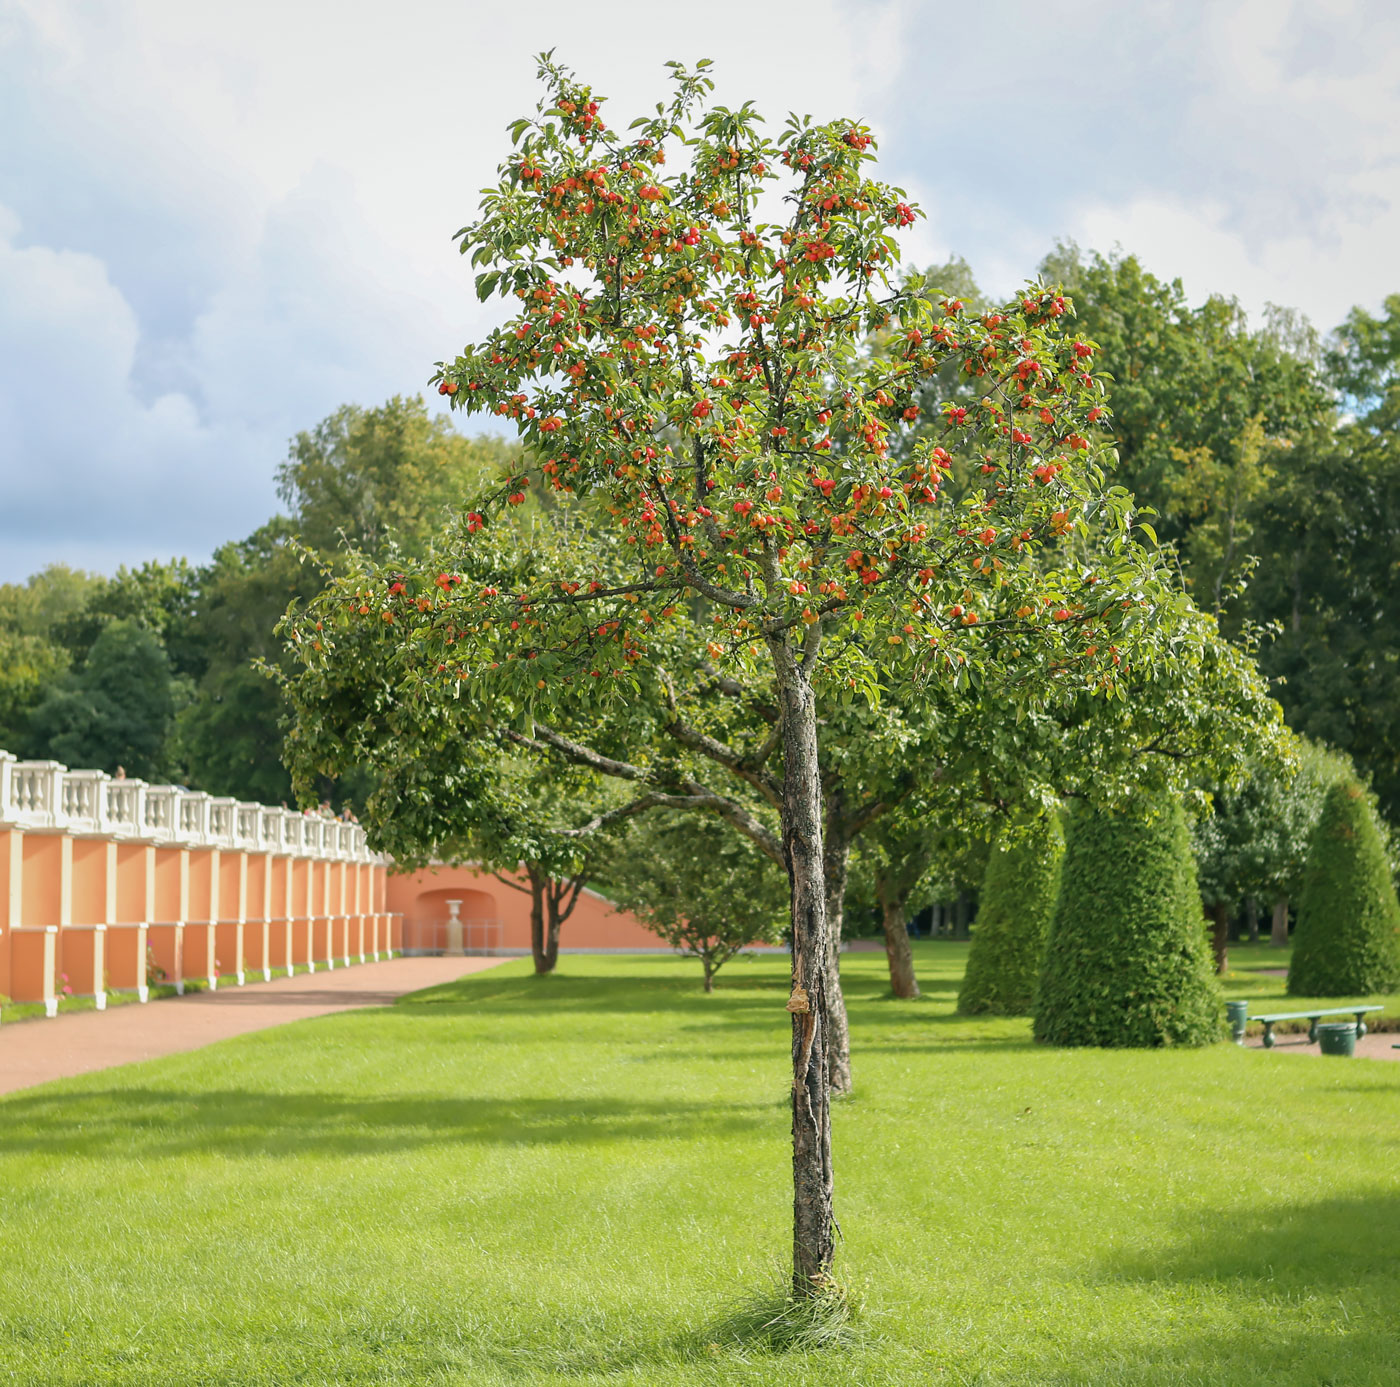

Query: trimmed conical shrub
[[1287, 781, 1400, 996], [958, 816, 1064, 1015], [1034, 797, 1222, 1047]]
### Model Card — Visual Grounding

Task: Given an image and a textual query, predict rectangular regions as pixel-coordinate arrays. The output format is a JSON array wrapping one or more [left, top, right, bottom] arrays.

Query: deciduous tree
[[287, 57, 1212, 1295]]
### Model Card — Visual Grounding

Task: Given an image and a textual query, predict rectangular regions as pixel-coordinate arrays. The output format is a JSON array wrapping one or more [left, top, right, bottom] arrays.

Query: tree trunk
[[1271, 896, 1289, 947], [526, 866, 552, 974], [930, 902, 943, 937], [1245, 896, 1259, 945], [1209, 900, 1229, 976], [822, 811, 853, 1096], [543, 907, 562, 972], [873, 867, 918, 996], [880, 895, 920, 998], [954, 890, 969, 941], [772, 637, 834, 1296], [702, 958, 715, 993]]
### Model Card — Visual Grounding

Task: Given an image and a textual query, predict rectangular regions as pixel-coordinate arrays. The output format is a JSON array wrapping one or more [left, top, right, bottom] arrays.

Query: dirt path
[[1245, 1030, 1400, 1061], [0, 956, 507, 1096]]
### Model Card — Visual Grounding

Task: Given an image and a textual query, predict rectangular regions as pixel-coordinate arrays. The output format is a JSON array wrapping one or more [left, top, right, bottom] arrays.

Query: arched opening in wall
[[405, 887, 501, 955]]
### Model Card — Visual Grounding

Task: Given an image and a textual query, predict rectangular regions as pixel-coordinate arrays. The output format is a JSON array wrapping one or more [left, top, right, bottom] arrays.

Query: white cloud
[[0, 203, 244, 552]]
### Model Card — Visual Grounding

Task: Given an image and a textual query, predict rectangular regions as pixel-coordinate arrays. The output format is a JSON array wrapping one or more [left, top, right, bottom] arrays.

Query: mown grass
[[1, 943, 1396, 1385]]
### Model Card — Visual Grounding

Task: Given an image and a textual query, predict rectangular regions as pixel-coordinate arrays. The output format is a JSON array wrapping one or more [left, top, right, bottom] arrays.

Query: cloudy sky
[[1, 0, 1397, 581]]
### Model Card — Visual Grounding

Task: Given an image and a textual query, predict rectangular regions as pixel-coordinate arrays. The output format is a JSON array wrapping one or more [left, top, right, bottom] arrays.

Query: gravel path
[[1244, 1030, 1400, 1061], [0, 956, 507, 1096]]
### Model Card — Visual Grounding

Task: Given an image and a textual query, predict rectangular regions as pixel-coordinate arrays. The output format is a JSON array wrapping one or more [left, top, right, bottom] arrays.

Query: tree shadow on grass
[[0, 1088, 775, 1161], [398, 970, 1033, 1061], [1101, 1189, 1400, 1294], [1019, 1190, 1400, 1387], [402, 970, 788, 1020]]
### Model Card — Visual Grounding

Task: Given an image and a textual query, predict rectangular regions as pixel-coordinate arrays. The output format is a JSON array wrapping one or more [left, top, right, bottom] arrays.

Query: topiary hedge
[[958, 816, 1063, 1015], [1287, 781, 1400, 996], [1034, 797, 1222, 1047]]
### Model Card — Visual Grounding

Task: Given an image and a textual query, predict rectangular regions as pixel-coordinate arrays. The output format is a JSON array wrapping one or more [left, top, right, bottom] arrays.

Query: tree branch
[[503, 724, 648, 781]]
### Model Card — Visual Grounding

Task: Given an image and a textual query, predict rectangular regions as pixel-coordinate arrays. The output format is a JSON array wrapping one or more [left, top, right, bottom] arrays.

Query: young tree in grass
[[603, 811, 786, 990], [1191, 736, 1359, 958], [1035, 797, 1222, 1047], [1287, 781, 1400, 996], [958, 814, 1063, 1015], [287, 57, 1210, 1294]]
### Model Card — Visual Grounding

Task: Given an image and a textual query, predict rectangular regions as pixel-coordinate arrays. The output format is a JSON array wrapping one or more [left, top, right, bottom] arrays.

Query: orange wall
[[0, 826, 394, 1008], [386, 863, 664, 952]]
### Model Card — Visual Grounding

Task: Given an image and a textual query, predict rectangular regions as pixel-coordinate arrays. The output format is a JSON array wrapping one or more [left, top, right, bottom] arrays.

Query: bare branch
[[664, 716, 783, 809], [490, 869, 533, 897], [678, 779, 784, 863]]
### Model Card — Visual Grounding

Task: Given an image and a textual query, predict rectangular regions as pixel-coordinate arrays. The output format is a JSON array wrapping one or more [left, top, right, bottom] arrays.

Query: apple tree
[[288, 57, 1207, 1294]]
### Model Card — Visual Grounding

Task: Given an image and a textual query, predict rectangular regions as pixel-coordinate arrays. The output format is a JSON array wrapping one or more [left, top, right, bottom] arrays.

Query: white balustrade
[[178, 791, 211, 843], [144, 785, 179, 840], [0, 748, 381, 863], [0, 750, 15, 825], [282, 810, 306, 854], [235, 803, 261, 849], [4, 760, 65, 828], [259, 807, 285, 853], [104, 778, 148, 834], [62, 769, 110, 833], [208, 797, 239, 847]]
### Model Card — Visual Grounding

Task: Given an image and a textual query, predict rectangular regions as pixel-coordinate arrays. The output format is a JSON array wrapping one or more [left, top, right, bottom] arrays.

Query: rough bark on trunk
[[822, 814, 853, 1096], [702, 963, 715, 994], [930, 902, 943, 937], [1245, 896, 1259, 945], [1271, 896, 1289, 947], [772, 636, 835, 1296], [879, 896, 920, 999], [1209, 900, 1230, 975]]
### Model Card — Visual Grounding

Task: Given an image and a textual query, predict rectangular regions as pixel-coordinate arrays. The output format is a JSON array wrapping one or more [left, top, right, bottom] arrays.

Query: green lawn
[[1, 944, 1397, 1386]]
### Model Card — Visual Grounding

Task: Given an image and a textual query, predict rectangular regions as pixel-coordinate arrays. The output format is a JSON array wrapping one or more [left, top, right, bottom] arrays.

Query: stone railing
[[0, 749, 378, 863], [0, 747, 397, 1019]]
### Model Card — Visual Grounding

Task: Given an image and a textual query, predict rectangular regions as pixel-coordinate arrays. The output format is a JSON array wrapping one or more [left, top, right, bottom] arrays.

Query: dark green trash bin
[[1226, 1000, 1249, 1045], [1317, 1022, 1357, 1057]]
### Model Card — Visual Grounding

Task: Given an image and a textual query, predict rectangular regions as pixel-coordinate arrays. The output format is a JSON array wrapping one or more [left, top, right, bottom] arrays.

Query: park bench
[[1242, 1005, 1382, 1049]]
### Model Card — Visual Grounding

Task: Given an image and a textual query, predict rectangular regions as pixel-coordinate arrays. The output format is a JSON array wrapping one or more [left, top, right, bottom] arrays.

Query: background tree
[[866, 809, 938, 1000], [1036, 245, 1326, 569], [1191, 736, 1363, 953], [172, 521, 327, 803], [26, 621, 178, 781], [0, 565, 105, 752], [1287, 780, 1400, 996], [958, 814, 1063, 1015], [277, 395, 519, 558], [1035, 797, 1222, 1047], [1240, 296, 1400, 821], [603, 811, 786, 990]]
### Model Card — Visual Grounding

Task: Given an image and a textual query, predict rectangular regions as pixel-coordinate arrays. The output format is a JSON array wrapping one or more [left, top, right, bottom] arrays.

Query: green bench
[[1234, 1004, 1383, 1049]]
